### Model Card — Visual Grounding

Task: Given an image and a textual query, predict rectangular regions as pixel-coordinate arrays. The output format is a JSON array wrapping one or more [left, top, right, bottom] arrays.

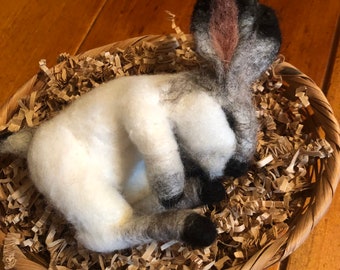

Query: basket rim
[[0, 34, 339, 270], [274, 61, 340, 259]]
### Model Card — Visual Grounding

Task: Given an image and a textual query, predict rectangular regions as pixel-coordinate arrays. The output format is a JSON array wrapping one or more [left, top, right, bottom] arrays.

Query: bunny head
[[188, 0, 281, 178], [190, 0, 281, 82]]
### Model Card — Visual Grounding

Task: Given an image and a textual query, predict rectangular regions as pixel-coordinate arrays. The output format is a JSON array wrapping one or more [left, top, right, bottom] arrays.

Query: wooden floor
[[0, 0, 339, 269]]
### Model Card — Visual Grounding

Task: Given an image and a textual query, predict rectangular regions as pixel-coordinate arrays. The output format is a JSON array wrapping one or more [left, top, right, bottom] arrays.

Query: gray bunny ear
[[235, 0, 258, 13], [190, 0, 239, 74]]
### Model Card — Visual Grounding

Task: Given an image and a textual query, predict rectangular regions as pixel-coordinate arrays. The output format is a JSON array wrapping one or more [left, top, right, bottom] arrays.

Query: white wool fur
[[169, 90, 236, 178], [1, 0, 281, 251], [24, 74, 236, 251]]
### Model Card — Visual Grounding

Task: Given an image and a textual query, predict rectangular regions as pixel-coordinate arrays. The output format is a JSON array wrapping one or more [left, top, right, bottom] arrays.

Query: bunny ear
[[190, 0, 239, 73], [235, 0, 258, 13]]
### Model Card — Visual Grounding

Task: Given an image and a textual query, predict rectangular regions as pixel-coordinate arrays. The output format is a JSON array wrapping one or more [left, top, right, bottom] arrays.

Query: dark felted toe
[[200, 181, 226, 204], [181, 213, 217, 247], [224, 158, 249, 178]]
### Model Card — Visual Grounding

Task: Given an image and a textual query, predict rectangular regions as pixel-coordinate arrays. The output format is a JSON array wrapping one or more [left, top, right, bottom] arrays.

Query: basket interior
[[0, 33, 339, 270]]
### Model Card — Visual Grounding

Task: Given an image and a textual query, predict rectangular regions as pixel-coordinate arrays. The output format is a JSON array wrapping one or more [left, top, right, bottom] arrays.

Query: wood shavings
[[256, 154, 274, 168], [0, 26, 336, 270], [39, 59, 54, 80]]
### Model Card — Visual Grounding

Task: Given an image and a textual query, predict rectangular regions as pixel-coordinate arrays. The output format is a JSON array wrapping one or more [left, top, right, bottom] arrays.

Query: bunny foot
[[199, 181, 226, 204], [224, 158, 249, 178], [181, 213, 217, 247]]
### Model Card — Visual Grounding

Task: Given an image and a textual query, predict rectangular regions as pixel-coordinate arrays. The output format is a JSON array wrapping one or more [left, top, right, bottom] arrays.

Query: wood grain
[[0, 1, 339, 269], [286, 34, 340, 270], [261, 0, 340, 89], [327, 43, 340, 121], [0, 0, 106, 108], [77, 0, 196, 52]]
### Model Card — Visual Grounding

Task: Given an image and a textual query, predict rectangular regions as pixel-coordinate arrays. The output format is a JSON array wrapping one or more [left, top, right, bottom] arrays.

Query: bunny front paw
[[224, 158, 249, 178], [199, 181, 226, 204], [160, 192, 184, 209], [152, 172, 185, 209]]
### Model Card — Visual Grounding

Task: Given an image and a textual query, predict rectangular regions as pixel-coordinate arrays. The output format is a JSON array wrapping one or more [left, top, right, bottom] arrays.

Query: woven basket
[[0, 34, 339, 270]]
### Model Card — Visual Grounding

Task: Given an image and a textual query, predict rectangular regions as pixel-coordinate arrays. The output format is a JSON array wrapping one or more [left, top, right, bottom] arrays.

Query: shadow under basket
[[0, 34, 339, 270]]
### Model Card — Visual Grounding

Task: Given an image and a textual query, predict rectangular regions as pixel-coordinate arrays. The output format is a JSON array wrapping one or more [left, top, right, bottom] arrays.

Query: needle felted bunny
[[0, 0, 281, 252]]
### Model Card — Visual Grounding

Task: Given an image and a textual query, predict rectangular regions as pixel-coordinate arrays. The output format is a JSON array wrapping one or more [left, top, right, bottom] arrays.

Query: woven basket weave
[[0, 34, 339, 270]]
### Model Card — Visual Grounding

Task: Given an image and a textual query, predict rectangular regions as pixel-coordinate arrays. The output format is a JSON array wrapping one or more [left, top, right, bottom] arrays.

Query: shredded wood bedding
[[0, 19, 334, 270]]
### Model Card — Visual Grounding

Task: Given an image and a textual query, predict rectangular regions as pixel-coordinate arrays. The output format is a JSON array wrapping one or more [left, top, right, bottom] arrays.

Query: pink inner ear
[[210, 0, 239, 69]]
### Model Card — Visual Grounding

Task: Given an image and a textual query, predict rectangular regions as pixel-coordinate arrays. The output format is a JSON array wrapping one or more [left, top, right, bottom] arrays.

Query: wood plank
[[327, 43, 340, 121], [287, 190, 340, 269], [0, 230, 4, 270], [0, 1, 339, 269], [261, 0, 340, 89], [79, 0, 340, 91], [286, 33, 340, 270], [1, 0, 338, 105], [266, 264, 281, 270], [77, 0, 196, 53], [0, 0, 107, 108]]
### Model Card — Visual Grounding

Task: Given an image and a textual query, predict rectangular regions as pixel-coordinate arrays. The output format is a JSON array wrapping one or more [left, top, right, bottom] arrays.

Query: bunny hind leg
[[181, 212, 217, 247], [142, 210, 217, 248]]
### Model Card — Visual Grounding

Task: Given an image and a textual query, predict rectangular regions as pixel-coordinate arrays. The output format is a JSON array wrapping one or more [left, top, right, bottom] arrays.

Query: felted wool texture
[[2, 73, 237, 252]]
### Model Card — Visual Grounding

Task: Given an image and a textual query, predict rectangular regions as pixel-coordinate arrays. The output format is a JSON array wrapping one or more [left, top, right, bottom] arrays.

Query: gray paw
[[160, 192, 184, 209]]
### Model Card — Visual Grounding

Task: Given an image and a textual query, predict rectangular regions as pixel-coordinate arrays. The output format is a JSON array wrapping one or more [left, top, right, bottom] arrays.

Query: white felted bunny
[[0, 0, 281, 252]]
